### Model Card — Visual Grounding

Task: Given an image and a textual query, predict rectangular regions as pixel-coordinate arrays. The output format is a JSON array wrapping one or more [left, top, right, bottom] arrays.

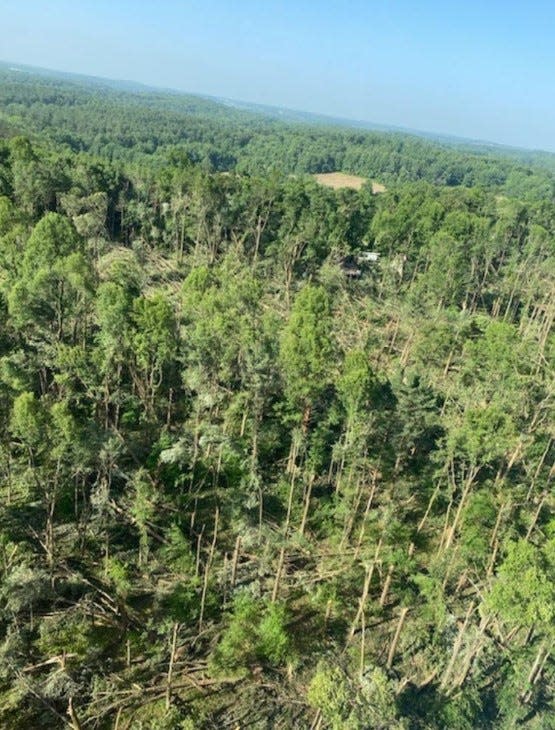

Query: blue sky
[[2, 0, 555, 150]]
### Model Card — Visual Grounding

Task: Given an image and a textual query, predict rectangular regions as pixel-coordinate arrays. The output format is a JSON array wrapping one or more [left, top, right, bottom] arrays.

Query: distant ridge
[[1, 58, 554, 161]]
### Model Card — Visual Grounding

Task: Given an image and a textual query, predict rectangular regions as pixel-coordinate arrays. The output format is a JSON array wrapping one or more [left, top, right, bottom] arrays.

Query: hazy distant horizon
[[3, 0, 555, 152], [3, 57, 553, 159]]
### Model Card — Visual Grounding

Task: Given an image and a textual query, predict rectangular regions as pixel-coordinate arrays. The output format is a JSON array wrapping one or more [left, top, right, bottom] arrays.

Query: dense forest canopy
[[2, 64, 555, 199], [0, 67, 553, 728]]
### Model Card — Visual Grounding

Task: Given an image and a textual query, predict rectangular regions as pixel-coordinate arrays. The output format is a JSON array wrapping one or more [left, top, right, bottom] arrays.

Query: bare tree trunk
[[353, 473, 379, 560], [284, 472, 296, 536], [486, 540, 500, 578], [523, 645, 550, 703], [379, 564, 394, 608], [453, 614, 491, 689], [271, 547, 286, 603], [359, 610, 366, 679], [438, 499, 453, 553], [284, 435, 302, 535], [525, 492, 547, 540], [340, 475, 364, 549], [443, 466, 480, 552], [199, 507, 219, 631], [348, 538, 383, 643], [67, 697, 83, 730], [387, 607, 409, 669], [165, 622, 179, 710], [490, 501, 508, 548], [417, 484, 440, 534], [440, 602, 475, 691], [299, 473, 315, 536], [230, 535, 241, 590], [526, 437, 552, 501], [194, 526, 205, 578]]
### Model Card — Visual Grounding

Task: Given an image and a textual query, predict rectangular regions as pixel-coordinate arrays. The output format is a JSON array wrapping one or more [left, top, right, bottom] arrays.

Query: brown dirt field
[[313, 172, 385, 194]]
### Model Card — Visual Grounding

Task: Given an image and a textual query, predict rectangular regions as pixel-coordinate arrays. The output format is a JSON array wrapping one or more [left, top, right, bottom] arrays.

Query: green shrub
[[210, 593, 291, 675]]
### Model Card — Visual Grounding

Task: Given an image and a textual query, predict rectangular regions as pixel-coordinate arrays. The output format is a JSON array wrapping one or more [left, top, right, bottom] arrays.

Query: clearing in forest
[[313, 172, 386, 193]]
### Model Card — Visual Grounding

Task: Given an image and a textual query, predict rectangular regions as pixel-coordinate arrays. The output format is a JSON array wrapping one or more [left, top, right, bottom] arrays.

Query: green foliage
[[307, 662, 352, 728], [447, 402, 517, 466], [131, 293, 177, 374], [35, 612, 93, 660], [256, 602, 291, 665], [487, 540, 555, 627], [459, 491, 498, 567], [0, 66, 553, 728], [280, 284, 334, 411], [23, 213, 81, 271], [211, 594, 291, 674], [337, 348, 376, 422], [105, 557, 131, 597], [160, 525, 196, 574], [10, 392, 46, 448], [308, 662, 406, 729]]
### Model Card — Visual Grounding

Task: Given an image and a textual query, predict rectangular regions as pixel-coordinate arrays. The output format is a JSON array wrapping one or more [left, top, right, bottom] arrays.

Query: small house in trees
[[358, 251, 380, 263], [339, 255, 362, 278]]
